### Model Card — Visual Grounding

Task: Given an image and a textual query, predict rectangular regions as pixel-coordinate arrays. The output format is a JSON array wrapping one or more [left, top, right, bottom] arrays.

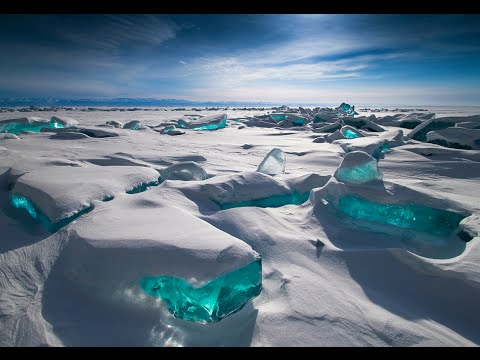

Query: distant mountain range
[[0, 97, 285, 107]]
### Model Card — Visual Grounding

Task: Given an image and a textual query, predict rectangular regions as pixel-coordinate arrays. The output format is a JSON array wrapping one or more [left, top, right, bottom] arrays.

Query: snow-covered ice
[[0, 105, 479, 346]]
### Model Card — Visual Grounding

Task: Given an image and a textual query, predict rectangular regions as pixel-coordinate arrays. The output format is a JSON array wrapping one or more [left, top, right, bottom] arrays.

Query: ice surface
[[141, 257, 262, 323], [160, 161, 208, 181], [334, 151, 382, 184], [257, 148, 286, 176], [1, 107, 480, 347], [337, 194, 466, 237]]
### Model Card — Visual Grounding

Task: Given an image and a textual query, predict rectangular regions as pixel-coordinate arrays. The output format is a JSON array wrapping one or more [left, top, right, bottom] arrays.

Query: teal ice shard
[[257, 148, 286, 176], [335, 102, 358, 116], [0, 117, 65, 134], [340, 125, 363, 139], [219, 191, 310, 210], [10, 166, 161, 230], [123, 120, 142, 130], [160, 161, 208, 181], [141, 257, 262, 323], [334, 151, 382, 184], [337, 194, 466, 237], [177, 113, 227, 130], [9, 193, 93, 232]]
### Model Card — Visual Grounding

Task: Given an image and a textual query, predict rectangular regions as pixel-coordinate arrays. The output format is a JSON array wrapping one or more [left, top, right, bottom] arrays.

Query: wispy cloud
[[60, 15, 181, 53]]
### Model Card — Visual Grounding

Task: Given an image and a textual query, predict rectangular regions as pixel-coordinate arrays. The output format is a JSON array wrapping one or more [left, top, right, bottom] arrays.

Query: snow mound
[[257, 148, 286, 176], [160, 161, 208, 181], [105, 120, 124, 128], [334, 151, 382, 184], [426, 128, 480, 150], [0, 133, 20, 140], [11, 166, 160, 225], [61, 195, 261, 321]]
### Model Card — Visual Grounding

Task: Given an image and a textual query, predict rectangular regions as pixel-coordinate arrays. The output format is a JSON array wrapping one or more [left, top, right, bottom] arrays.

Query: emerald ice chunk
[[334, 151, 382, 184], [219, 192, 310, 210], [10, 193, 38, 219], [338, 194, 465, 237], [342, 128, 360, 139], [10, 193, 93, 232], [141, 258, 262, 323]]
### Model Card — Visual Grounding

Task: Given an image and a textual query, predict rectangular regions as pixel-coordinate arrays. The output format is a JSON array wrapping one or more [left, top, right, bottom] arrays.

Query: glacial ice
[[160, 161, 208, 181], [257, 148, 286, 176], [337, 194, 466, 237], [9, 193, 93, 232], [335, 102, 358, 116], [123, 120, 142, 130], [0, 117, 64, 134], [219, 191, 310, 210], [177, 113, 227, 130], [141, 257, 262, 323], [340, 126, 363, 139], [334, 151, 382, 184]]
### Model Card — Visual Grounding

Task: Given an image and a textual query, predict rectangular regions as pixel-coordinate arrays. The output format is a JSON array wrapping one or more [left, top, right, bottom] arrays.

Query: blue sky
[[0, 14, 479, 105]]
